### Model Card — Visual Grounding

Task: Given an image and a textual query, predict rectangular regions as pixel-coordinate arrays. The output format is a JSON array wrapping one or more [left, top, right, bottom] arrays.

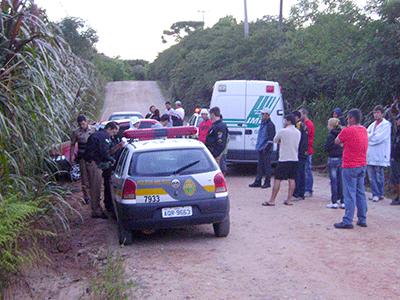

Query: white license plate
[[162, 206, 193, 218]]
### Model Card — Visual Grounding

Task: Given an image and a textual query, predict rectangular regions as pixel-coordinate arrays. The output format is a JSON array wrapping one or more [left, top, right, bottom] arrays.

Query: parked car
[[108, 111, 143, 121], [111, 127, 230, 245]]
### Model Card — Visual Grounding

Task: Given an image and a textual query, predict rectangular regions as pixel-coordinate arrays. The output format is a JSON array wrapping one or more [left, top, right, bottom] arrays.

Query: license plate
[[162, 206, 193, 218]]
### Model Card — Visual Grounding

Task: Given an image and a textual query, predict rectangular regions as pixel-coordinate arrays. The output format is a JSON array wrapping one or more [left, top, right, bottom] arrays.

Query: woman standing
[[324, 118, 344, 209]]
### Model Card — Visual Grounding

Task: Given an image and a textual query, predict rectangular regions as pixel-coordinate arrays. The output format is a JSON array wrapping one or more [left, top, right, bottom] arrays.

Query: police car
[[111, 126, 230, 245]]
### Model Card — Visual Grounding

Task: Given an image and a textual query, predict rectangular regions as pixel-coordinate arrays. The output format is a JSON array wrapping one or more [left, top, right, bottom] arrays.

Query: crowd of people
[[256, 104, 400, 229], [70, 100, 400, 228]]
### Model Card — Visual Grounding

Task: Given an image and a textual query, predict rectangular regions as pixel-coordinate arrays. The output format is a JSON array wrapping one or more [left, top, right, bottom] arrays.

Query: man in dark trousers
[[206, 107, 228, 169], [70, 115, 95, 204], [84, 121, 119, 219], [292, 110, 309, 200], [249, 108, 276, 189], [103, 130, 125, 213]]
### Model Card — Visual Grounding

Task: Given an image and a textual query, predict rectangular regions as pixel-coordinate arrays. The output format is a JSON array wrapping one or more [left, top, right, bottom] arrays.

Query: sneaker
[[249, 182, 261, 188], [334, 222, 354, 229], [326, 203, 338, 209], [304, 192, 313, 198], [261, 182, 271, 189], [372, 196, 379, 202], [379, 196, 385, 201], [356, 221, 367, 227], [293, 196, 305, 201], [390, 198, 400, 205], [340, 203, 345, 209]]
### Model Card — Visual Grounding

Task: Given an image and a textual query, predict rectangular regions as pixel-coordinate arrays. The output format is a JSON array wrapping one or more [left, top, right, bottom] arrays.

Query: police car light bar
[[123, 126, 198, 140]]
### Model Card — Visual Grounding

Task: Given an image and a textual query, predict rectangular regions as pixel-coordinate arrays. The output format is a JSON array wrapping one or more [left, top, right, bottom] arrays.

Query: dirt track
[[8, 81, 400, 300]]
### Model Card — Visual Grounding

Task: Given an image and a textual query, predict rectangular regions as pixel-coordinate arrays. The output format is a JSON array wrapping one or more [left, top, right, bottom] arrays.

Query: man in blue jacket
[[249, 108, 276, 189]]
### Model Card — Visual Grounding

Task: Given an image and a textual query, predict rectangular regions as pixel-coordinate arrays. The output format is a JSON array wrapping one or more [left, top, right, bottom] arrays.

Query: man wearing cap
[[198, 109, 212, 144], [70, 115, 96, 204], [174, 101, 185, 125], [249, 108, 276, 188]]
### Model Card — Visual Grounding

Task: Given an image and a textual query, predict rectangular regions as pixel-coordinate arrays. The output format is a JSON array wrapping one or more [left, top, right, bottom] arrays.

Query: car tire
[[213, 216, 230, 237], [118, 222, 133, 245]]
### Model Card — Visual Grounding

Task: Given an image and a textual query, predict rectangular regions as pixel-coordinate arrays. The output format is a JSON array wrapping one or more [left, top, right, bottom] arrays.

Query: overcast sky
[[35, 0, 367, 62]]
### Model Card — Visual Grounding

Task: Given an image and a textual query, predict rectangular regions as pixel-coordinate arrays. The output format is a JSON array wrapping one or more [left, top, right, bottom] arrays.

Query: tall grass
[[0, 0, 103, 287]]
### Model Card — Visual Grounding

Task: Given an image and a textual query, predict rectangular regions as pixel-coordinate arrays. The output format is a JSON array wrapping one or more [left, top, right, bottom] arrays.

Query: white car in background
[[108, 111, 143, 121]]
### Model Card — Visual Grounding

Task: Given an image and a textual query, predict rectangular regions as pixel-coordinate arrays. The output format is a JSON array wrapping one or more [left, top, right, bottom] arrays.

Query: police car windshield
[[129, 148, 216, 176]]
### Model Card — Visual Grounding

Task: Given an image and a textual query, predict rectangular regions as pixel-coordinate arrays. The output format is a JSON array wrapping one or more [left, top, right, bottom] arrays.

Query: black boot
[[249, 181, 261, 188]]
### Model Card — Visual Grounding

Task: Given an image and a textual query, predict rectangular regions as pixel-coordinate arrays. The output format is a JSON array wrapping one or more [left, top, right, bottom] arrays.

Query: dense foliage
[[0, 1, 104, 288], [149, 0, 400, 161]]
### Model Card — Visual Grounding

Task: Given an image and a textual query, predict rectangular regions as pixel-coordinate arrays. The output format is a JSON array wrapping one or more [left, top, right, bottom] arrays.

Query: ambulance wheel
[[118, 222, 133, 245], [213, 216, 230, 237]]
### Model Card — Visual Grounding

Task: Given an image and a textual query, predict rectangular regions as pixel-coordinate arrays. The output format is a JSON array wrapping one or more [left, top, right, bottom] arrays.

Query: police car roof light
[[123, 126, 198, 140]]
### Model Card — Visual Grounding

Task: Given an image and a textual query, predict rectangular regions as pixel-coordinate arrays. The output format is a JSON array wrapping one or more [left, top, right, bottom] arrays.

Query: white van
[[210, 80, 284, 163]]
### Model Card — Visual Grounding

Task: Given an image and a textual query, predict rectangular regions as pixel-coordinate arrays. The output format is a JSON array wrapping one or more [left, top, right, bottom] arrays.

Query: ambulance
[[210, 80, 284, 163]]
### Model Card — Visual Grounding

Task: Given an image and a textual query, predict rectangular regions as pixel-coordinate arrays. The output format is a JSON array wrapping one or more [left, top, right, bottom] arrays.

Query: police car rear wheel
[[213, 216, 230, 237], [118, 222, 133, 245]]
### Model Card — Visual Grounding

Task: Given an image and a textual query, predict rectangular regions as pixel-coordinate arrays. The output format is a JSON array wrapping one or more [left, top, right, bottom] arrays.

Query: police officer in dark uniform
[[103, 128, 125, 213], [206, 107, 229, 170], [84, 121, 119, 219]]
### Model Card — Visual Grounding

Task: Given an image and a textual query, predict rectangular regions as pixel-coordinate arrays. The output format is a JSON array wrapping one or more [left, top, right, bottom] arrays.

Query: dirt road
[[101, 81, 167, 120], [8, 82, 400, 299]]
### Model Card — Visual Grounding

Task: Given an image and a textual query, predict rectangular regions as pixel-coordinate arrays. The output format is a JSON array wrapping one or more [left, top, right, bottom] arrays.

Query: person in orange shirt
[[198, 109, 212, 144]]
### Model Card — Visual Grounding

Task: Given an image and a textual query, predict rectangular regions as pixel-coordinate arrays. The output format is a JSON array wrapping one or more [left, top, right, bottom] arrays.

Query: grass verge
[[89, 252, 135, 300]]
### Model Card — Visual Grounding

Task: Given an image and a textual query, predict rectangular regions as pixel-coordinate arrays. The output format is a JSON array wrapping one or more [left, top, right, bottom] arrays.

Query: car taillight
[[266, 85, 274, 93], [214, 172, 227, 193], [122, 179, 136, 199]]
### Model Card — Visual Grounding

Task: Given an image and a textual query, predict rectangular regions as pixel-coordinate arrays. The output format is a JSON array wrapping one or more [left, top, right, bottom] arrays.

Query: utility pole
[[244, 0, 249, 38], [279, 0, 283, 27], [197, 10, 206, 25]]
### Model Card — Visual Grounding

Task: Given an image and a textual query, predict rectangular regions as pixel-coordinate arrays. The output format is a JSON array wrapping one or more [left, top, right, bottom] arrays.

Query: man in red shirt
[[198, 109, 212, 144], [334, 109, 368, 229], [300, 108, 315, 197]]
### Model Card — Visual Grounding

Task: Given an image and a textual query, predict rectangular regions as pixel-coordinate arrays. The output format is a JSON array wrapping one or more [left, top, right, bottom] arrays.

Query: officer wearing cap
[[249, 108, 276, 189], [84, 121, 120, 219], [70, 115, 96, 204], [206, 107, 229, 170]]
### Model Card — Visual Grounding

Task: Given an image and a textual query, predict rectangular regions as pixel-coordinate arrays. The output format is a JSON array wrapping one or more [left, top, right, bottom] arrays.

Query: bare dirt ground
[[7, 81, 400, 300]]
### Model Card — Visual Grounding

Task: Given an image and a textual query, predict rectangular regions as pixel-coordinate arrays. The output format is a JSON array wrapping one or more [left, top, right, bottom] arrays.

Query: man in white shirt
[[367, 105, 391, 202], [174, 101, 185, 122], [263, 114, 301, 206]]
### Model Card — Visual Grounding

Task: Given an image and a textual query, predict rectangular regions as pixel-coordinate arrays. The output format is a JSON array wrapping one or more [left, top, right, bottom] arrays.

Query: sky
[[35, 0, 367, 62]]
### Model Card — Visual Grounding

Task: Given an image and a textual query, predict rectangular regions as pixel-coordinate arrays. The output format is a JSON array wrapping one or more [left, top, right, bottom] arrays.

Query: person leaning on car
[[70, 115, 96, 204], [83, 121, 119, 219]]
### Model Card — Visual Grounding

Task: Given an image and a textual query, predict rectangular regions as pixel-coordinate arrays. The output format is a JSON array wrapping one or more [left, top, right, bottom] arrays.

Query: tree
[[161, 21, 204, 43]]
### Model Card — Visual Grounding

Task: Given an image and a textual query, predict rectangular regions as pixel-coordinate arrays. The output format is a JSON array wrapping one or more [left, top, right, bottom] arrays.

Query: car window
[[129, 148, 216, 176], [109, 114, 142, 121], [115, 148, 129, 176], [138, 121, 154, 129]]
